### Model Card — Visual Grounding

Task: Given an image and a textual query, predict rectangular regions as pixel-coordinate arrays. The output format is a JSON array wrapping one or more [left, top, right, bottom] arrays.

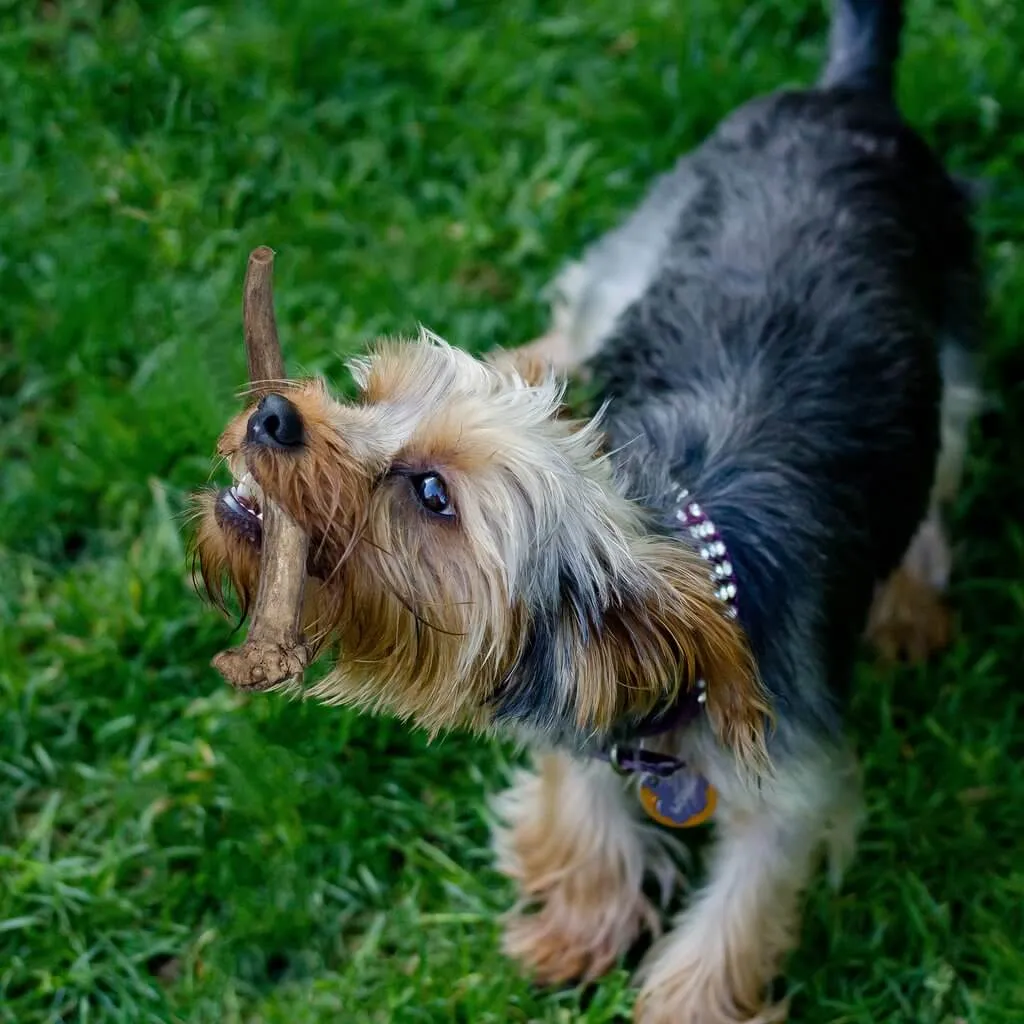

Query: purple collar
[[596, 486, 739, 778]]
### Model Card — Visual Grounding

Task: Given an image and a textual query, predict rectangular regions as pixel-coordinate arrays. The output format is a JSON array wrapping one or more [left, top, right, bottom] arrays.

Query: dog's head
[[193, 331, 766, 761]]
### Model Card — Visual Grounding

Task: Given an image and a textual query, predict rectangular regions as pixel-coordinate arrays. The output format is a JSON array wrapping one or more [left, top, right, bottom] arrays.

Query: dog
[[193, 1, 984, 1020]]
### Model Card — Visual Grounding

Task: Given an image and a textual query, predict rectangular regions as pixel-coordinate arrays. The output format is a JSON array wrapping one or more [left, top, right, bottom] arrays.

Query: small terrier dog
[[194, 1, 983, 1020]]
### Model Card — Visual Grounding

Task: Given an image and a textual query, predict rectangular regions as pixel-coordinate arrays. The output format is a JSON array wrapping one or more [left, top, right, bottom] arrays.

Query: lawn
[[2, 0, 1023, 1021]]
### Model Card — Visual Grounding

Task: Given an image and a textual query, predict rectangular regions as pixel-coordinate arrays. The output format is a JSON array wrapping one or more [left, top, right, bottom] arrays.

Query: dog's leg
[[513, 328, 585, 376], [633, 747, 861, 1024], [866, 338, 982, 662], [509, 261, 597, 376], [865, 511, 953, 662], [509, 166, 704, 376], [492, 751, 683, 984]]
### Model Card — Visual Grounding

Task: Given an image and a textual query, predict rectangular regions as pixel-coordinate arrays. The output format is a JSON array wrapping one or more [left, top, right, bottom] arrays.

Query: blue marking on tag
[[639, 769, 716, 828]]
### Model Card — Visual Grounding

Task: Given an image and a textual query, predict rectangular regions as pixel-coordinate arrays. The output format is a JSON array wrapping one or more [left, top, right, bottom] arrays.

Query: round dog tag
[[639, 771, 717, 828]]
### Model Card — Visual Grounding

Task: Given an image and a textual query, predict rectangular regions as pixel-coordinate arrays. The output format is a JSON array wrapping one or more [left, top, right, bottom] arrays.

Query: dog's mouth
[[214, 470, 264, 548], [213, 468, 328, 580]]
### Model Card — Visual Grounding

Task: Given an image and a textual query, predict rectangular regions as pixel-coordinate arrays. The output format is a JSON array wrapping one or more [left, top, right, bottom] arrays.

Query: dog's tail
[[819, 0, 905, 98]]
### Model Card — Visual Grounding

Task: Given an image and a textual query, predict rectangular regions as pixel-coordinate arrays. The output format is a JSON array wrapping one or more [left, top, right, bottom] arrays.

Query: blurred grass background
[[1, 1, 1022, 1021]]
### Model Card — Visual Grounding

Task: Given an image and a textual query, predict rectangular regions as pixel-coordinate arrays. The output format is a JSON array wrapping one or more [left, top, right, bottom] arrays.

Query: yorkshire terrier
[[193, 1, 983, 1020]]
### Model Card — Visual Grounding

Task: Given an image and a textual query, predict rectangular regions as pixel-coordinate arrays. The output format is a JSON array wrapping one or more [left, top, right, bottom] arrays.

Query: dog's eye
[[412, 473, 454, 517]]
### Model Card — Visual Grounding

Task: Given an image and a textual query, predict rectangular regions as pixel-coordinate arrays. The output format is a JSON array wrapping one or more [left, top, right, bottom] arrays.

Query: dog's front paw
[[634, 969, 788, 1024], [866, 566, 952, 663], [502, 883, 660, 985], [491, 755, 680, 985]]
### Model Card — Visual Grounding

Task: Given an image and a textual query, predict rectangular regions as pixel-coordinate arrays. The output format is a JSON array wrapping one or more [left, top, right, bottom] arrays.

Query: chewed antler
[[212, 246, 311, 690]]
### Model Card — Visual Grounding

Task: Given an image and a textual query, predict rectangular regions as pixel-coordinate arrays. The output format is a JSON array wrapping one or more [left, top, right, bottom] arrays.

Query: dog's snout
[[246, 393, 304, 449]]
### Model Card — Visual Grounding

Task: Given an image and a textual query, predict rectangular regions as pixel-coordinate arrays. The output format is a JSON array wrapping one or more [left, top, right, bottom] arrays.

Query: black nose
[[246, 393, 304, 449]]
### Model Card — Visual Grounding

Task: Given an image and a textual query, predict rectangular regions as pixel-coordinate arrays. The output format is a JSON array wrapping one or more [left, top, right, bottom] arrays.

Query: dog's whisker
[[235, 378, 303, 399]]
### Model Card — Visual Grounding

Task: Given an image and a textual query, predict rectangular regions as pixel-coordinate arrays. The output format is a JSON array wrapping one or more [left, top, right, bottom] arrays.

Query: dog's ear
[[497, 537, 771, 772], [583, 537, 771, 772], [606, 538, 771, 770]]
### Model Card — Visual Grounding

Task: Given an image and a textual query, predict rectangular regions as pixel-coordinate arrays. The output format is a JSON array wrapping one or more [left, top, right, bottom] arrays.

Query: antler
[[211, 247, 311, 691]]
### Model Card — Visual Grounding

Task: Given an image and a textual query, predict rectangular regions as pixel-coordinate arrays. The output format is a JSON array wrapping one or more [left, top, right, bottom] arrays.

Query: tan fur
[[585, 537, 771, 769], [492, 752, 682, 984], [193, 331, 767, 761], [865, 504, 952, 665], [866, 557, 952, 664]]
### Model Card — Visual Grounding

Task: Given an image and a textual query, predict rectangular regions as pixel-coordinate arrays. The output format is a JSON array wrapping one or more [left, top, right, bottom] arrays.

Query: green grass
[[2, 0, 1023, 1021]]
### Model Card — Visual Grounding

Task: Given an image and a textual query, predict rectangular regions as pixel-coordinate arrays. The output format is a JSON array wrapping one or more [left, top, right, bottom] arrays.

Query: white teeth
[[227, 469, 264, 520], [231, 472, 263, 502]]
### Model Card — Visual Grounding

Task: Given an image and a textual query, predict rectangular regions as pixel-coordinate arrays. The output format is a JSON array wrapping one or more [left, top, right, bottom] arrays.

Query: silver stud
[[700, 547, 711, 560], [726, 583, 737, 598], [714, 541, 726, 556], [697, 690, 707, 704], [720, 560, 733, 577], [688, 503, 701, 517]]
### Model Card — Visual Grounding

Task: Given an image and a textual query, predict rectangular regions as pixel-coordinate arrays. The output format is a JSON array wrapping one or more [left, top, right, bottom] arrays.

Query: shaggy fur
[[193, 2, 983, 1020], [197, 340, 766, 754]]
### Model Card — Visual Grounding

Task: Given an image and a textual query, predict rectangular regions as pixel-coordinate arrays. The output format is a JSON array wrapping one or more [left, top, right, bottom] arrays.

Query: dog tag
[[639, 770, 716, 828]]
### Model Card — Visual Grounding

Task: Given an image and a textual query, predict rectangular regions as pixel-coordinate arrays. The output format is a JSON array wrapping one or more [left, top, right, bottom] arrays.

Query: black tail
[[819, 0, 905, 97]]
